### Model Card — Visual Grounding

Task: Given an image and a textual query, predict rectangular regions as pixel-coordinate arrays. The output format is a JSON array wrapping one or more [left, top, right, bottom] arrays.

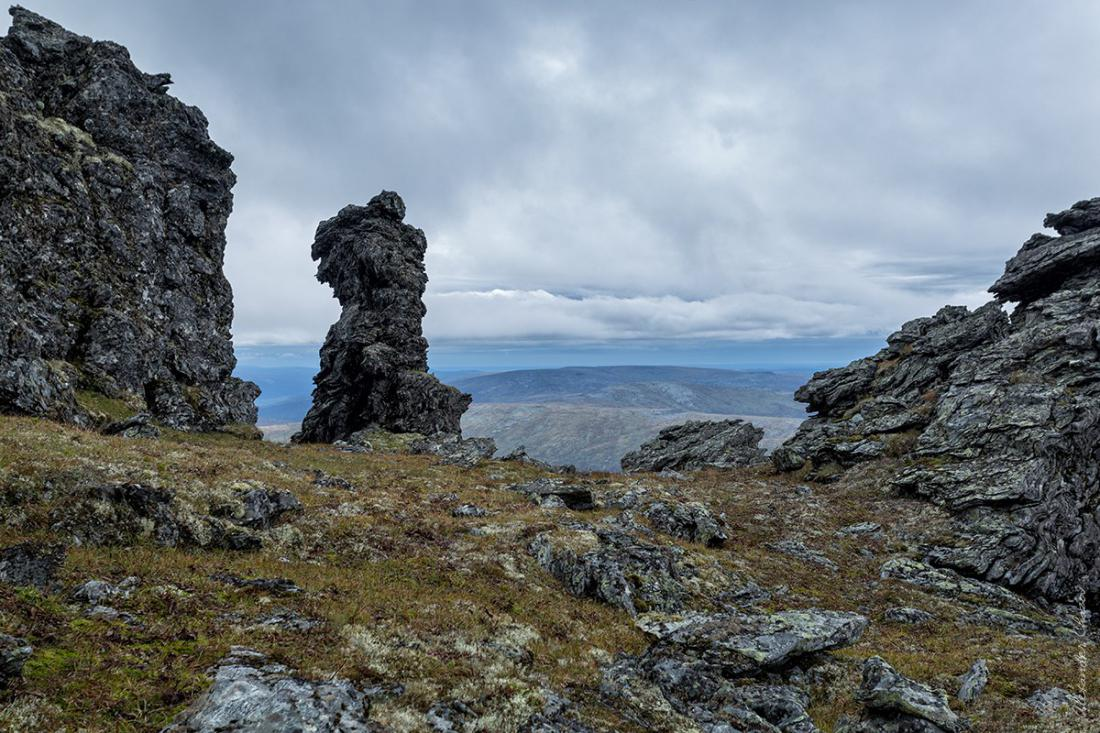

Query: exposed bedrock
[[0, 7, 258, 429], [293, 191, 470, 444], [777, 197, 1100, 606]]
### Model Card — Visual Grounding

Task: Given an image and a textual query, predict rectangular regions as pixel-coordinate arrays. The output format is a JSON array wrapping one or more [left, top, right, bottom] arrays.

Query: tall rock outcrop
[[292, 191, 469, 443], [0, 7, 257, 428], [777, 197, 1100, 606]]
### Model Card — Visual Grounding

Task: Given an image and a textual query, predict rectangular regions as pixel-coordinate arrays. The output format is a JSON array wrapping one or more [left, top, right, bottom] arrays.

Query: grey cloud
[[22, 1, 1100, 346]]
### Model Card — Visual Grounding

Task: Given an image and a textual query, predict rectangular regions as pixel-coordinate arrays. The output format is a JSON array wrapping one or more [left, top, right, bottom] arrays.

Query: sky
[[19, 1, 1100, 368]]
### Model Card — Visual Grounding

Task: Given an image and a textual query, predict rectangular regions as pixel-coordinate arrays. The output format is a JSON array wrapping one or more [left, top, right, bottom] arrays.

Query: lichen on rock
[[0, 7, 258, 430]]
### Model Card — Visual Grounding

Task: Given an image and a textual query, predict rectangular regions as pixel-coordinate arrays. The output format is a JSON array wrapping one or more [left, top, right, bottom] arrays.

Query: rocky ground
[[0, 411, 1095, 732]]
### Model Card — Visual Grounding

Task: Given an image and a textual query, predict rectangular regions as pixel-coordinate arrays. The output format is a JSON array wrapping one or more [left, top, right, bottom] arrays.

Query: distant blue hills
[[238, 363, 810, 426]]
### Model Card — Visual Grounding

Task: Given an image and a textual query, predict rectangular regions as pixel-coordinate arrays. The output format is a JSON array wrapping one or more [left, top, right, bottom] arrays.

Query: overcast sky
[[22, 1, 1100, 352]]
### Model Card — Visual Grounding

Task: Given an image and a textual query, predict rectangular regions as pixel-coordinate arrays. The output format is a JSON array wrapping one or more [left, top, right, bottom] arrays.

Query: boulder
[[161, 647, 375, 732], [839, 656, 967, 733], [0, 633, 32, 686], [643, 500, 728, 547], [621, 419, 765, 473], [529, 528, 693, 615], [410, 434, 496, 468], [292, 192, 469, 443], [883, 607, 935, 625], [49, 483, 274, 551], [1026, 687, 1085, 718], [956, 659, 988, 705], [777, 197, 1100, 607], [637, 608, 868, 678], [603, 608, 866, 731], [0, 8, 257, 429], [509, 479, 595, 510], [0, 541, 65, 589]]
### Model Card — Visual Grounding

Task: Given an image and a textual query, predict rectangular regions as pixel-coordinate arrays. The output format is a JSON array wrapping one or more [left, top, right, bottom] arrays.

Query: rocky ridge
[[777, 197, 1100, 607], [292, 192, 470, 444], [0, 7, 258, 430]]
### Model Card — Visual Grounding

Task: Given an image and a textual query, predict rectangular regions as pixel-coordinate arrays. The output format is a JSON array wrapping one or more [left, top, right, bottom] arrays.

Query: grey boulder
[[621, 419, 765, 473], [161, 647, 375, 732]]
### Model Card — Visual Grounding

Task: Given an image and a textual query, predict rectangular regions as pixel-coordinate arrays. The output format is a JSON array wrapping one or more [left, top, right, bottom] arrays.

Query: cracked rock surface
[[777, 198, 1100, 606], [0, 7, 257, 429]]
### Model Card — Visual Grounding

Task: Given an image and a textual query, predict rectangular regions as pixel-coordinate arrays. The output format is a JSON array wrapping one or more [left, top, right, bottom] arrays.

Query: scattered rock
[[508, 479, 595, 511], [956, 659, 988, 705], [604, 608, 866, 731], [236, 487, 301, 529], [768, 539, 839, 571], [211, 572, 301, 595], [161, 647, 375, 732], [883, 607, 935, 625], [250, 609, 322, 632], [0, 7, 258, 429], [643, 501, 727, 547], [292, 191, 470, 443], [0, 541, 65, 589], [836, 522, 881, 537], [0, 633, 32, 686], [621, 419, 765, 472], [71, 576, 137, 605], [500, 445, 549, 468], [1026, 687, 1085, 718], [410, 434, 496, 468], [638, 607, 868, 678], [102, 413, 160, 439], [425, 699, 474, 732], [959, 606, 1069, 637], [52, 483, 262, 550], [451, 504, 488, 518], [840, 656, 966, 733], [312, 471, 354, 490], [529, 528, 693, 615], [879, 557, 1024, 608], [85, 604, 138, 625], [771, 445, 807, 473], [520, 692, 592, 733]]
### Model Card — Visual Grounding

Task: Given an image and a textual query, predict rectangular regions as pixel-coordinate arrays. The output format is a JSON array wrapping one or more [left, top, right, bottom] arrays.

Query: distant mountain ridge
[[449, 366, 807, 471], [246, 364, 810, 470]]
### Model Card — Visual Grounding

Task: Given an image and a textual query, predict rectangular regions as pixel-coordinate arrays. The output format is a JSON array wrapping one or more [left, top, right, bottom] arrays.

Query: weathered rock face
[[621, 419, 765, 472], [778, 198, 1100, 606], [293, 191, 470, 443], [0, 8, 258, 429]]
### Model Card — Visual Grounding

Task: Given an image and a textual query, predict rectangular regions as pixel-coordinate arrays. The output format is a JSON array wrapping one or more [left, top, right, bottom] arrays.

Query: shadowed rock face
[[0, 8, 258, 428], [778, 198, 1100, 607], [293, 191, 469, 443]]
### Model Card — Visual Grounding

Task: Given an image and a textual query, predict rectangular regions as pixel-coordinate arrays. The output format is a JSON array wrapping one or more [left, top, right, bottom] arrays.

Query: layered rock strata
[[778, 197, 1100, 606]]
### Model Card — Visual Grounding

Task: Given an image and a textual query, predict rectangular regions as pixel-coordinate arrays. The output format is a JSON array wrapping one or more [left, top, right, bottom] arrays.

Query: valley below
[[255, 366, 809, 471]]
